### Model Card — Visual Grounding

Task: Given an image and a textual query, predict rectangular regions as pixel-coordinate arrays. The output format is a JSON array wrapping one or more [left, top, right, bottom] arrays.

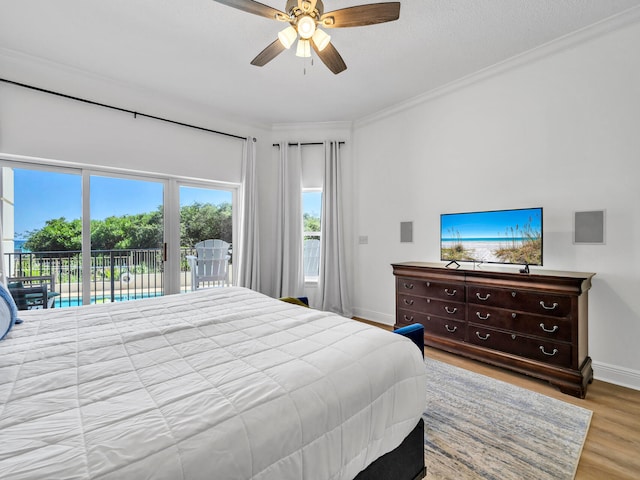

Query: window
[[303, 189, 321, 282]]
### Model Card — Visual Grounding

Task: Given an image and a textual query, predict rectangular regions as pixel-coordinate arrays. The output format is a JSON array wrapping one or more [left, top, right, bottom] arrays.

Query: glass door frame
[[1, 154, 240, 302], [82, 169, 169, 304], [171, 179, 239, 294]]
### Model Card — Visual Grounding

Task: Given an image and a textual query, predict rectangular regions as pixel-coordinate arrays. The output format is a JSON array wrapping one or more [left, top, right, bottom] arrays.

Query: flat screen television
[[440, 207, 543, 266]]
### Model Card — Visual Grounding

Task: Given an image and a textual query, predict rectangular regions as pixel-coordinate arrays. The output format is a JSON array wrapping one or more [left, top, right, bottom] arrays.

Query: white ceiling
[[2, 0, 640, 126]]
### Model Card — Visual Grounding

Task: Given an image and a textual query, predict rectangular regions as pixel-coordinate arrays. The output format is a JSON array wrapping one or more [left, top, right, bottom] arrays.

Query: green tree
[[304, 212, 321, 233], [23, 203, 231, 252], [24, 218, 82, 252], [180, 202, 232, 246]]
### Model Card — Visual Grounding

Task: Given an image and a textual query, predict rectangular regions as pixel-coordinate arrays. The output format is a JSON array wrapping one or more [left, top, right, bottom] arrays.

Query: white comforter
[[0, 287, 426, 480]]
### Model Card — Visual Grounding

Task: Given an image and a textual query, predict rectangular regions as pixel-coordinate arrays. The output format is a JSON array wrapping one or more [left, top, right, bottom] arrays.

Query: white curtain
[[318, 141, 351, 316], [274, 143, 304, 298], [236, 137, 261, 291]]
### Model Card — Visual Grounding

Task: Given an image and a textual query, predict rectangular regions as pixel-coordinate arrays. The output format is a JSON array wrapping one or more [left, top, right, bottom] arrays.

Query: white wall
[[351, 18, 640, 388], [0, 86, 246, 183], [0, 49, 272, 180]]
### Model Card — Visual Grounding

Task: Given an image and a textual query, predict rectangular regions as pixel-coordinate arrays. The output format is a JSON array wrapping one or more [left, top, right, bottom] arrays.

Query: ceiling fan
[[213, 0, 401, 74]]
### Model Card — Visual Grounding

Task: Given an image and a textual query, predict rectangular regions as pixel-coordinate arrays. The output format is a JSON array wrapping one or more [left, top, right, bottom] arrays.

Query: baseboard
[[592, 360, 640, 391], [351, 307, 394, 326]]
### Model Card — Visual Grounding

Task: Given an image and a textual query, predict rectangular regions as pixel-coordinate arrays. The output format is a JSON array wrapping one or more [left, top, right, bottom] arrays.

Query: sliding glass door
[[2, 161, 237, 306], [88, 174, 165, 304], [179, 184, 233, 291], [2, 166, 82, 307]]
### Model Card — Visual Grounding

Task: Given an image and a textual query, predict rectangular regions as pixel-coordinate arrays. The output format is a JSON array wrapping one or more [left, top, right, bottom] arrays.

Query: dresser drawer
[[398, 293, 465, 320], [468, 326, 572, 367], [397, 277, 465, 302], [467, 304, 572, 342], [467, 285, 572, 317], [397, 308, 466, 342]]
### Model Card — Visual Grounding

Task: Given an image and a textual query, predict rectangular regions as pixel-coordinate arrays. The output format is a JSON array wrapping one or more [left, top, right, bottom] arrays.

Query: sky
[[13, 169, 232, 239], [303, 190, 322, 217], [440, 208, 542, 239]]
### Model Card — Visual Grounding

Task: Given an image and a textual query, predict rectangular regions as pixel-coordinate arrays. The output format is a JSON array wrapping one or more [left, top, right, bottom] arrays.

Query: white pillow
[[0, 283, 19, 340]]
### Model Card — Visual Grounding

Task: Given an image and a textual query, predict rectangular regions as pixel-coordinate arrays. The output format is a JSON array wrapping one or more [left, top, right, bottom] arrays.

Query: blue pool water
[[56, 292, 163, 308]]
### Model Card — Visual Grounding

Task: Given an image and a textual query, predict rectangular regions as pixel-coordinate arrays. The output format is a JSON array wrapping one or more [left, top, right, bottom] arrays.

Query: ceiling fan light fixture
[[295, 39, 311, 58], [311, 28, 330, 51], [297, 15, 316, 39], [277, 25, 297, 49]]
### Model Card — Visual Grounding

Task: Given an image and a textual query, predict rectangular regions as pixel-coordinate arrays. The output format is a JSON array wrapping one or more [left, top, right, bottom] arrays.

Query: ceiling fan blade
[[320, 2, 400, 28], [213, 0, 288, 21], [311, 40, 347, 74], [250, 39, 287, 66]]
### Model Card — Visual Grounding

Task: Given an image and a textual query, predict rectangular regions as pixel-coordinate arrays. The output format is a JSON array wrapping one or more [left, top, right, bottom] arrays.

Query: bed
[[0, 286, 427, 479]]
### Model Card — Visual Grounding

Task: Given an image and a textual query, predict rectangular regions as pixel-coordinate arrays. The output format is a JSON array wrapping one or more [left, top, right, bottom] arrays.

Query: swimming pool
[[55, 292, 164, 308]]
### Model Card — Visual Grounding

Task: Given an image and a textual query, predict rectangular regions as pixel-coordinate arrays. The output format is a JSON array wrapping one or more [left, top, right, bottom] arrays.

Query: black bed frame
[[354, 418, 425, 480]]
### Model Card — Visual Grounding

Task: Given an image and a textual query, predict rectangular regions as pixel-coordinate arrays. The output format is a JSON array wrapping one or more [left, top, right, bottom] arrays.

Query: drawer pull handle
[[404, 283, 414, 289], [403, 315, 414, 322], [476, 312, 490, 320], [403, 299, 414, 306], [445, 306, 458, 314], [426, 282, 431, 287], [540, 323, 559, 333], [540, 301, 559, 310], [445, 324, 457, 333], [539, 346, 559, 356], [444, 288, 457, 296], [475, 331, 490, 341], [476, 292, 491, 301], [512, 313, 517, 319]]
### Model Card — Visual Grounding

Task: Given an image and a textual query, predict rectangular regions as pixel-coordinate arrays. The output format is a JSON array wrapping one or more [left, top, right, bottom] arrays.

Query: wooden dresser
[[392, 262, 595, 398]]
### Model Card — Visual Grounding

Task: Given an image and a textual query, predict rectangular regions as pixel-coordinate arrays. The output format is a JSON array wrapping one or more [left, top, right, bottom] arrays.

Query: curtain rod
[[272, 142, 345, 147], [0, 78, 247, 141]]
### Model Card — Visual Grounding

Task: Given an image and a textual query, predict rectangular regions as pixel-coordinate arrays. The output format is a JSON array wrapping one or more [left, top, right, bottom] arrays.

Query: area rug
[[422, 356, 592, 480]]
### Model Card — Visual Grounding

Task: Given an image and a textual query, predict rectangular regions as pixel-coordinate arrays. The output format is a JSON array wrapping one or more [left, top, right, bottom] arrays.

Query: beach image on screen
[[441, 208, 542, 265]]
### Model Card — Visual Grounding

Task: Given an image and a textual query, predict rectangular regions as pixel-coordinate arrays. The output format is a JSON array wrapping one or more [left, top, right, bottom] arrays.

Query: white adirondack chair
[[186, 239, 231, 290], [303, 238, 321, 278]]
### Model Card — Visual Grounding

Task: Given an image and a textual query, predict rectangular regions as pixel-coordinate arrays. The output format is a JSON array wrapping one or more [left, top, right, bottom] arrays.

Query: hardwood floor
[[356, 318, 640, 479]]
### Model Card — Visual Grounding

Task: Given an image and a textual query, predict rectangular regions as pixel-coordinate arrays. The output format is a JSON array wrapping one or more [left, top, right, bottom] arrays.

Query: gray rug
[[423, 356, 592, 480]]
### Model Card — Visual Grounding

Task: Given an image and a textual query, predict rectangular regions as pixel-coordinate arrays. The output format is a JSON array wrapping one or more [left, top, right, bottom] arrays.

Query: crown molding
[[271, 121, 353, 132], [355, 5, 640, 128]]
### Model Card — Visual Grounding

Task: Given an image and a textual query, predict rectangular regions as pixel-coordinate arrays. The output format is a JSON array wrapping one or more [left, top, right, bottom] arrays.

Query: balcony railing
[[5, 247, 229, 308]]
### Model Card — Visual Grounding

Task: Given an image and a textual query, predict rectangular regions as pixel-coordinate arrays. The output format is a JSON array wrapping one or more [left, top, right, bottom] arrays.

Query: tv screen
[[441, 207, 543, 266]]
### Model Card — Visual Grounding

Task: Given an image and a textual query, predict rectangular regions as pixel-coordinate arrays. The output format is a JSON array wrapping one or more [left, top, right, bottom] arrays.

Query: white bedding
[[0, 287, 426, 480]]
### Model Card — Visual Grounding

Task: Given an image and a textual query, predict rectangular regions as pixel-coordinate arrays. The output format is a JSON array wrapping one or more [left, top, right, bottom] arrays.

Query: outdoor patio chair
[[7, 275, 60, 310], [186, 239, 231, 290]]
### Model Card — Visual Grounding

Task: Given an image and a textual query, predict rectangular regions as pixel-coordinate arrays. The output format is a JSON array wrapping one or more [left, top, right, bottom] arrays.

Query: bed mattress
[[0, 287, 426, 479]]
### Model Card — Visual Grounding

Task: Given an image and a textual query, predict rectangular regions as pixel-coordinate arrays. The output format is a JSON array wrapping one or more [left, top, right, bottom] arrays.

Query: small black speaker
[[574, 210, 605, 244], [400, 222, 413, 243]]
